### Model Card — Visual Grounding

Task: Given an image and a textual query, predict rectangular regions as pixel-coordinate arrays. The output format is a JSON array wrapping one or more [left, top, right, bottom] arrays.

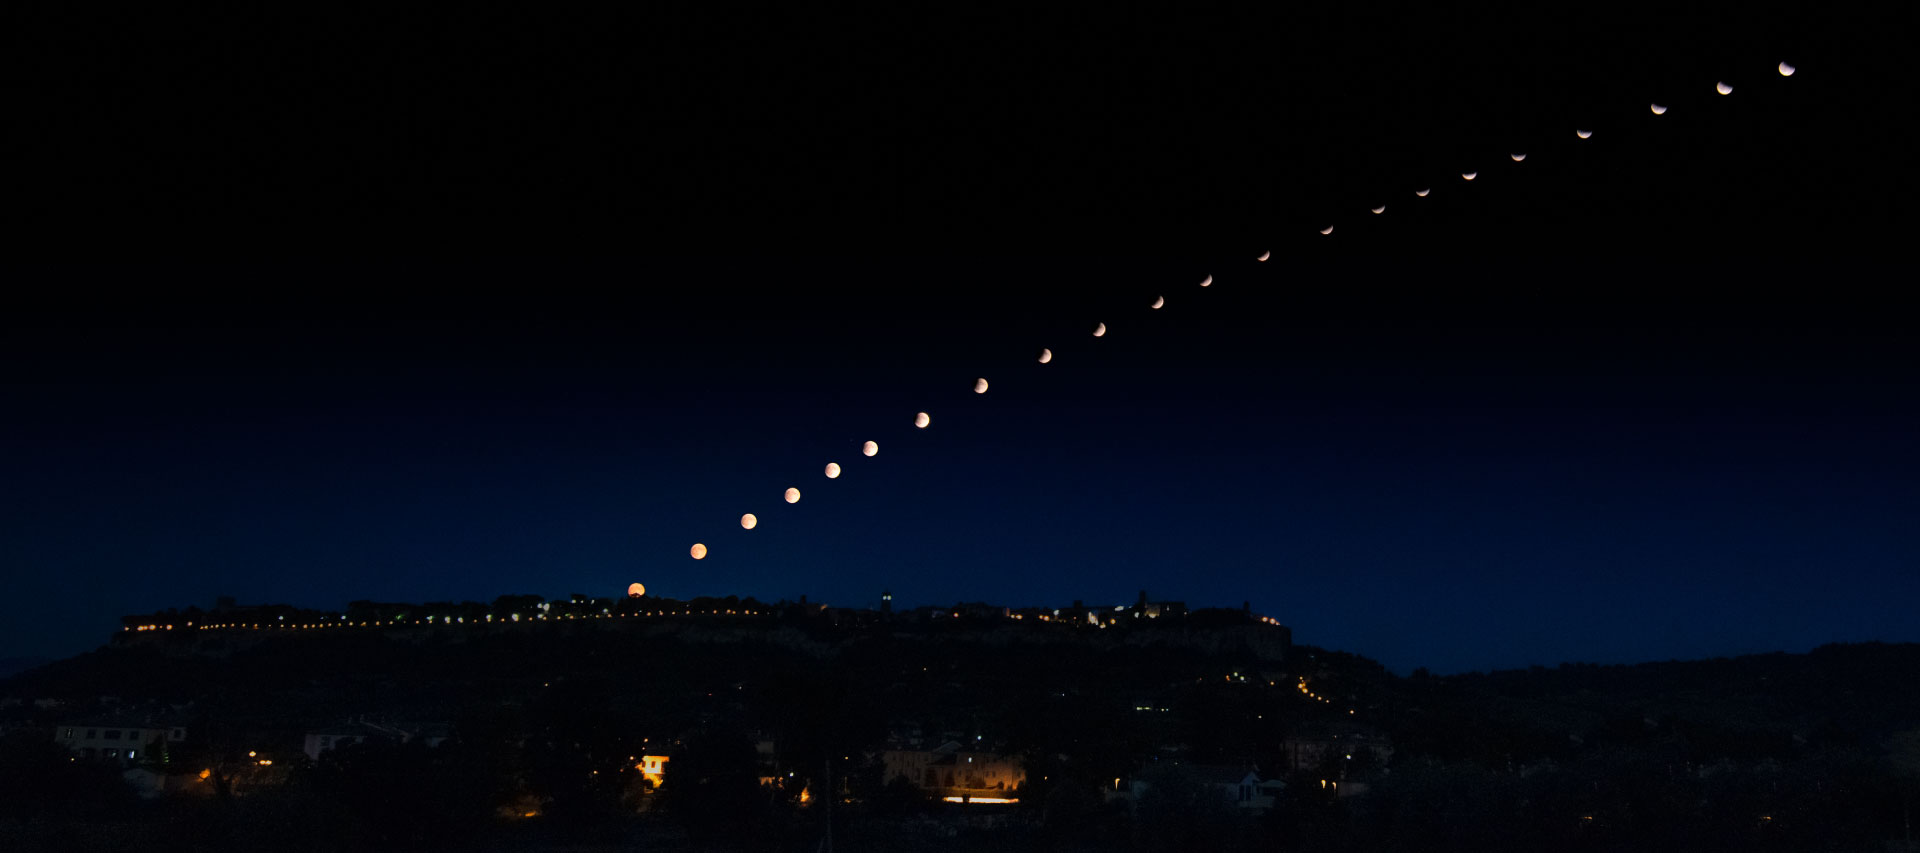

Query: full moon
[[1092, 322, 1106, 337], [1037, 348, 1052, 364], [1257, 250, 1270, 261], [1510, 153, 1526, 162], [1151, 295, 1164, 309], [1370, 205, 1385, 214], [1716, 81, 1733, 95], [689, 543, 707, 560], [862, 440, 878, 456], [740, 513, 757, 530], [1415, 188, 1430, 197], [825, 463, 841, 479], [785, 487, 801, 503], [1462, 171, 1477, 180], [1576, 129, 1592, 139], [1319, 225, 1334, 235], [1650, 103, 1667, 115], [1778, 61, 1795, 76], [1199, 275, 1212, 287], [627, 582, 645, 597], [914, 412, 930, 428], [974, 378, 988, 393]]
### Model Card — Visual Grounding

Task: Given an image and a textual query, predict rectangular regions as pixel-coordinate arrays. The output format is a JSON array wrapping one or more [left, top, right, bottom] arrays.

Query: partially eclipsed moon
[[1778, 61, 1795, 77], [1650, 103, 1667, 115], [862, 440, 877, 456], [1199, 275, 1212, 287], [1037, 348, 1052, 364], [1151, 295, 1164, 309], [785, 487, 801, 503], [914, 412, 930, 428], [825, 463, 841, 478], [690, 543, 707, 560], [1371, 205, 1385, 214], [1257, 250, 1270, 261], [1462, 172, 1477, 181], [1716, 81, 1733, 95], [1415, 188, 1430, 197], [741, 514, 757, 530], [1319, 225, 1334, 235], [1576, 129, 1592, 139], [1092, 322, 1106, 337], [974, 378, 988, 394], [1511, 153, 1526, 162], [628, 582, 645, 597]]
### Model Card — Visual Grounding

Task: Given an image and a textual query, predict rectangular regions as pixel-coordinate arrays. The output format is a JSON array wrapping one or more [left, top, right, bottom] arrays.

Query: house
[[882, 741, 1026, 798], [302, 720, 449, 762], [55, 716, 187, 764], [1115, 763, 1286, 813]]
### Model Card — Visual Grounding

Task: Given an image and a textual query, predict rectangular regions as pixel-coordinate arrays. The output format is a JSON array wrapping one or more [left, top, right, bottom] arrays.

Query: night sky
[[3, 4, 1915, 674]]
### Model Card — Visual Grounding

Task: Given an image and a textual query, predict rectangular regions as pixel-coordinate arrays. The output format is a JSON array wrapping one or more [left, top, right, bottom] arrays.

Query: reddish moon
[[785, 487, 801, 503], [1415, 188, 1430, 197], [1319, 225, 1333, 235], [1198, 275, 1212, 287], [1151, 295, 1164, 309], [1092, 322, 1106, 337], [741, 513, 757, 530], [627, 582, 646, 597], [824, 463, 841, 479], [689, 543, 707, 560], [1462, 171, 1477, 180], [1510, 153, 1526, 162], [1037, 348, 1052, 364], [862, 440, 878, 456], [974, 378, 988, 393], [1370, 205, 1385, 214], [914, 412, 930, 428], [1257, 250, 1270, 261]]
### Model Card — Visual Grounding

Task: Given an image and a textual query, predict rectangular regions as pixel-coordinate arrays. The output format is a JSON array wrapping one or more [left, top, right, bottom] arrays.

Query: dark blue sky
[[3, 4, 1913, 675], [4, 253, 1915, 675]]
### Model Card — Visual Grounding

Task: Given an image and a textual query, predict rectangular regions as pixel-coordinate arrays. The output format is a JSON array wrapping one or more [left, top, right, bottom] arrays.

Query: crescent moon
[[741, 514, 757, 530], [1576, 129, 1592, 139], [1415, 188, 1430, 197], [914, 412, 930, 428], [1198, 275, 1212, 287], [1257, 250, 1270, 262], [1037, 348, 1052, 364], [1650, 103, 1667, 115], [1319, 225, 1333, 235], [973, 378, 988, 394], [1092, 322, 1106, 337], [1510, 153, 1526, 162], [825, 463, 841, 478], [1778, 61, 1795, 77], [1715, 81, 1733, 95], [690, 543, 708, 560], [785, 487, 801, 503], [862, 440, 877, 456], [1462, 171, 1477, 181], [1151, 295, 1165, 309], [1370, 205, 1385, 214]]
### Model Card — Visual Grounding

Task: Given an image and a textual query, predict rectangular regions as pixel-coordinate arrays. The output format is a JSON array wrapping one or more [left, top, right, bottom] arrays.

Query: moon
[[1415, 188, 1430, 197], [1151, 295, 1164, 309], [1462, 171, 1477, 181], [1319, 225, 1333, 235], [1037, 348, 1052, 364], [740, 513, 757, 530], [1257, 250, 1270, 261], [862, 440, 877, 456], [1778, 61, 1795, 77], [1092, 322, 1106, 337], [1198, 275, 1212, 287], [1370, 205, 1385, 214], [825, 463, 841, 479], [689, 543, 707, 560], [1576, 129, 1592, 139], [1510, 153, 1526, 162], [974, 378, 989, 394], [785, 487, 801, 503], [1716, 81, 1733, 95], [1650, 103, 1667, 115], [914, 412, 930, 428], [627, 582, 646, 597]]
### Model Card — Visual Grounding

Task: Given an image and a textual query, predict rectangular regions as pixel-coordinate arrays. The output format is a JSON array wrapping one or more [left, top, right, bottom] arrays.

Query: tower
[[881, 590, 892, 615]]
